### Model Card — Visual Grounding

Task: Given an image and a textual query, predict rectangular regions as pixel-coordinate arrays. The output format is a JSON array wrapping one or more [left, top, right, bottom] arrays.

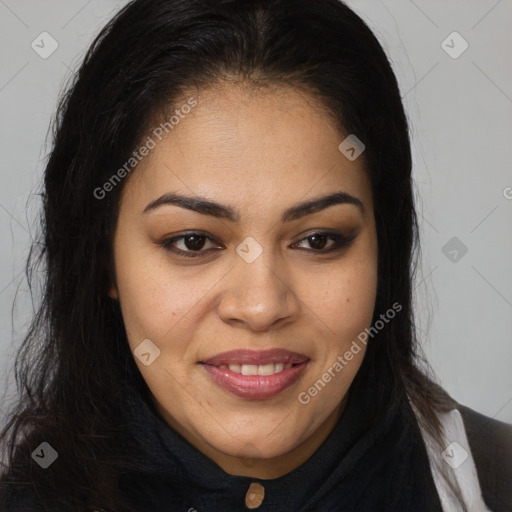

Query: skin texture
[[110, 84, 378, 479]]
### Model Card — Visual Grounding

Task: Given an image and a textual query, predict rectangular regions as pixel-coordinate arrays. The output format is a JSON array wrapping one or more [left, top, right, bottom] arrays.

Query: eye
[[159, 232, 222, 258], [292, 231, 356, 253], [159, 230, 356, 259]]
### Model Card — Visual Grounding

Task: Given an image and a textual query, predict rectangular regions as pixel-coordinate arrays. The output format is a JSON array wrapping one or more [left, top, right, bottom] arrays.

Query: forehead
[[122, 84, 373, 216]]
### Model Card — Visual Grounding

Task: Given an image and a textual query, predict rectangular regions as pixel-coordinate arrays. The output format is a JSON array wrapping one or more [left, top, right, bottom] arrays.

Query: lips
[[199, 349, 310, 399]]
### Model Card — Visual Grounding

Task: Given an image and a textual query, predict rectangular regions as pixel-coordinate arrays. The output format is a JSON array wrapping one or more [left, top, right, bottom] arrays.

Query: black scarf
[[115, 355, 444, 511]]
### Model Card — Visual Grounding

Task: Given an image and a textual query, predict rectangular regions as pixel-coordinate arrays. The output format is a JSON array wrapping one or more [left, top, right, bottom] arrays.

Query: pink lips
[[199, 349, 310, 400]]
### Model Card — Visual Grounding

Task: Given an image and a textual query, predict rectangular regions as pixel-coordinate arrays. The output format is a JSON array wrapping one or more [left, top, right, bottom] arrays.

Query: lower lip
[[200, 362, 309, 399]]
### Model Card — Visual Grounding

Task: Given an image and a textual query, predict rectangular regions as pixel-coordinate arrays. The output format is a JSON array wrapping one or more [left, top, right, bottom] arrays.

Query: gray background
[[1, 0, 511, 424]]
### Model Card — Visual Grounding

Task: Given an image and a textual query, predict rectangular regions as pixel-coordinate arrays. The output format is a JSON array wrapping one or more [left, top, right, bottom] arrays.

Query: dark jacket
[[458, 404, 512, 511]]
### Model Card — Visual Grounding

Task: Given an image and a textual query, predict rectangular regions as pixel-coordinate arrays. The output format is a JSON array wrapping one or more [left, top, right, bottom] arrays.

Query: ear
[[106, 260, 119, 299], [108, 282, 119, 300]]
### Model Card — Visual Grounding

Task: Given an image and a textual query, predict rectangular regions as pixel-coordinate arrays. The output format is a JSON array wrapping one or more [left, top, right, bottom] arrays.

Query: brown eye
[[293, 231, 356, 253], [160, 232, 222, 258], [305, 234, 331, 250], [182, 234, 207, 251]]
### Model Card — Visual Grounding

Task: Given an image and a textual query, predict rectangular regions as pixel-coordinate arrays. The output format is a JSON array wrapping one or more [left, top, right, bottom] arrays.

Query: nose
[[216, 254, 301, 332]]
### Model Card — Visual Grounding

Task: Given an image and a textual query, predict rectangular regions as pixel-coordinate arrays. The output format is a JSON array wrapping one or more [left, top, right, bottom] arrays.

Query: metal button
[[245, 481, 265, 508]]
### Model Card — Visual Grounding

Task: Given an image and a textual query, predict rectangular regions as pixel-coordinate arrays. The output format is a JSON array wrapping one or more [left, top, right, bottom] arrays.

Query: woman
[[0, 0, 510, 511]]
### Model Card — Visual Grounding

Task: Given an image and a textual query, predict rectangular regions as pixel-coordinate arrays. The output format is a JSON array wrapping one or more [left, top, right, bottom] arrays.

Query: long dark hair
[[0, 0, 457, 510]]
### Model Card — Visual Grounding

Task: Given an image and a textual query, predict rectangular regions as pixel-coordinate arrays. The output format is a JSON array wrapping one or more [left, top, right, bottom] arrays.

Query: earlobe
[[108, 283, 119, 300]]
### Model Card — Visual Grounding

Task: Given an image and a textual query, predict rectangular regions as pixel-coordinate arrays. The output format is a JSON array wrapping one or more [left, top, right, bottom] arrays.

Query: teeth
[[241, 364, 259, 375], [258, 364, 275, 376], [274, 363, 284, 373], [226, 363, 292, 375]]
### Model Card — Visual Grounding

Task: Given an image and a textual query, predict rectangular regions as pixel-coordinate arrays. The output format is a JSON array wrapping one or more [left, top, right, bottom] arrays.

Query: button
[[245, 482, 265, 508]]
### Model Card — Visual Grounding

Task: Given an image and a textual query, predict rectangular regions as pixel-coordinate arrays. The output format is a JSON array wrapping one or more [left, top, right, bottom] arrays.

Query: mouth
[[199, 349, 310, 400]]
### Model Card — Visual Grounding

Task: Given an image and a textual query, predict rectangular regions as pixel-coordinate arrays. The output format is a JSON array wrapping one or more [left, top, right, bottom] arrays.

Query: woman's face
[[110, 84, 378, 477]]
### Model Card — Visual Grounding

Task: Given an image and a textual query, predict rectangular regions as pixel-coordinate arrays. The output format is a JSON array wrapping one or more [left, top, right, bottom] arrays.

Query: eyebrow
[[143, 191, 364, 222]]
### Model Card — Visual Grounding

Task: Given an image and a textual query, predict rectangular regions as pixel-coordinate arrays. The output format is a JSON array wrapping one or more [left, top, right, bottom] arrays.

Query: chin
[[207, 422, 304, 459]]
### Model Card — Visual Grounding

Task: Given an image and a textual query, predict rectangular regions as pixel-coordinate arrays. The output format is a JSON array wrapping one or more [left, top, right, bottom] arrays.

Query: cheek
[[296, 259, 377, 414], [116, 269, 212, 348], [303, 253, 378, 343], [322, 271, 377, 338], [112, 235, 212, 348]]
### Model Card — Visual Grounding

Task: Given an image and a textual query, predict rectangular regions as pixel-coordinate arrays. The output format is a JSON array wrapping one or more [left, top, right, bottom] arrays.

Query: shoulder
[[458, 404, 512, 511]]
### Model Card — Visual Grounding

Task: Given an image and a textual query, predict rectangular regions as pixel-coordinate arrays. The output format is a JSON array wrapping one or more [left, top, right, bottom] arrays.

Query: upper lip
[[200, 349, 310, 367]]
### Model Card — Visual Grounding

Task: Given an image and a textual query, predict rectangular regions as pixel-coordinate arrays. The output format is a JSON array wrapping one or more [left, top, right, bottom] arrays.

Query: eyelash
[[158, 231, 356, 259]]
